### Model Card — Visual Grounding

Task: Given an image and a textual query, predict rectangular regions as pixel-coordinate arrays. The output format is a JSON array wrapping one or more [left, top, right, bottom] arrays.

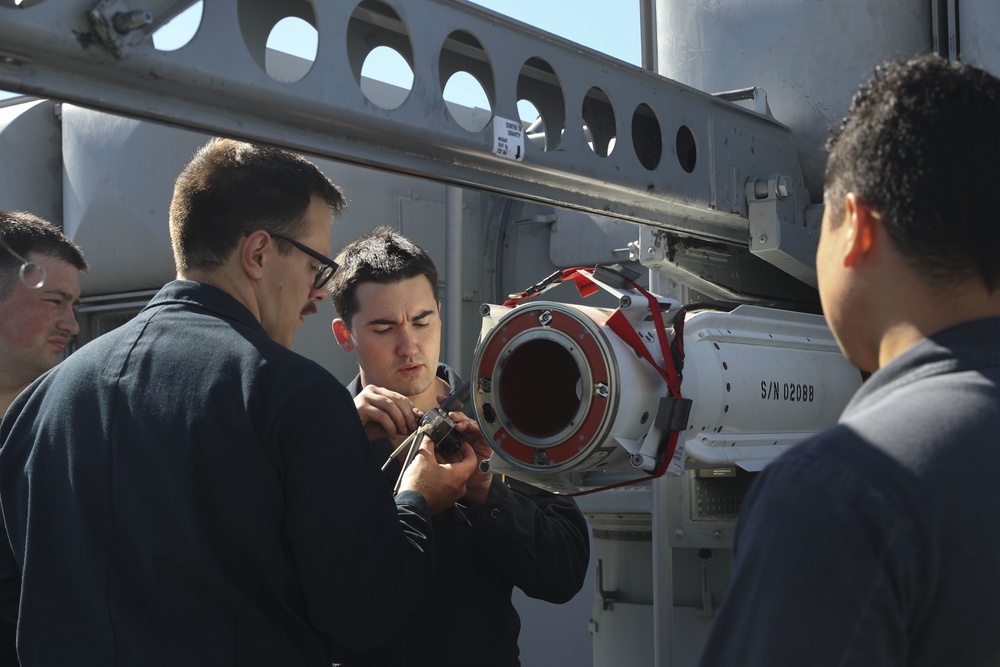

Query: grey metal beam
[[0, 0, 812, 249]]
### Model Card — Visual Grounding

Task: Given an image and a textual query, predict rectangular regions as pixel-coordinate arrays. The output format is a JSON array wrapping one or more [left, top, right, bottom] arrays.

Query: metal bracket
[[695, 549, 716, 619], [746, 173, 820, 287], [87, 0, 153, 59], [596, 559, 622, 611]]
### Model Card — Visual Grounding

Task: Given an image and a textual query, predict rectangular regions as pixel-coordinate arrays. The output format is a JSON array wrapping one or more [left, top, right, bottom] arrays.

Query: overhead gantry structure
[[0, 0, 821, 306]]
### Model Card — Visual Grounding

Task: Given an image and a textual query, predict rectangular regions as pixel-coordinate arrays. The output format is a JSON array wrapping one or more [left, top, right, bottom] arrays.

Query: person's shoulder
[[756, 424, 909, 499], [256, 342, 343, 394], [767, 424, 864, 470], [436, 362, 463, 391], [745, 423, 928, 548]]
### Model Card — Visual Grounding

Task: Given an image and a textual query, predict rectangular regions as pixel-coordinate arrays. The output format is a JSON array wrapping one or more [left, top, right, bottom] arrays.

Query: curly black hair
[[824, 54, 1000, 291]]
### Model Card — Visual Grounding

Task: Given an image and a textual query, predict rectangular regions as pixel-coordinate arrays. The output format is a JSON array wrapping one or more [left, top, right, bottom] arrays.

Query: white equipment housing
[[474, 276, 862, 494]]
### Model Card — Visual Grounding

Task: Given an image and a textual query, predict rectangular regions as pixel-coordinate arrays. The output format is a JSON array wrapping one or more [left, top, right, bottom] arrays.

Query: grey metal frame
[[0, 0, 817, 290]]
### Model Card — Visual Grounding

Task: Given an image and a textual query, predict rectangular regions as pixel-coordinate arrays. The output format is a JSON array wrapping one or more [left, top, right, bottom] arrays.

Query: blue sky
[[1, 2, 640, 102]]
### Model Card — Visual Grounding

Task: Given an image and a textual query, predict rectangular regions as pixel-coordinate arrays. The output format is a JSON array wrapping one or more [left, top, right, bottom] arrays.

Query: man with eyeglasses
[[0, 138, 477, 667], [0, 209, 87, 416]]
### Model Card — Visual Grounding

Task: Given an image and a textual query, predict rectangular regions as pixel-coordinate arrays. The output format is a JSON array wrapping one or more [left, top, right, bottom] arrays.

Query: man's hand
[[448, 411, 494, 506], [399, 436, 477, 514], [354, 384, 422, 441]]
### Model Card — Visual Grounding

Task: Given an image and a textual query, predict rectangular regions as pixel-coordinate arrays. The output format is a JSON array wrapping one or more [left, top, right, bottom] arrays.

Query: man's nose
[[396, 328, 419, 356], [309, 284, 327, 303], [61, 308, 81, 336]]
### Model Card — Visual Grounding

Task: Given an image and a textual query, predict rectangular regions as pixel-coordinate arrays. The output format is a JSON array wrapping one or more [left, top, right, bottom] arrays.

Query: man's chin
[[391, 375, 434, 400]]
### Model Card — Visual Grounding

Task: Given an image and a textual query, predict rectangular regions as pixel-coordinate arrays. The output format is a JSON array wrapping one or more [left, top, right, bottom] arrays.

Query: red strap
[[504, 267, 683, 397], [502, 267, 595, 308], [605, 280, 682, 398], [571, 271, 600, 298], [499, 268, 687, 495], [570, 430, 681, 497]]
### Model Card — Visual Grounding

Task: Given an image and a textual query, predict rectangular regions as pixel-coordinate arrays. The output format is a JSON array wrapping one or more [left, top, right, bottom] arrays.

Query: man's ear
[[241, 231, 269, 280], [332, 318, 354, 352], [842, 192, 879, 268]]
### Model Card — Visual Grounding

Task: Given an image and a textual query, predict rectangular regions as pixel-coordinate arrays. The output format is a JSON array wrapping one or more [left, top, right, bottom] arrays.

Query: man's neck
[[180, 268, 261, 323], [413, 373, 451, 414], [876, 280, 1000, 369]]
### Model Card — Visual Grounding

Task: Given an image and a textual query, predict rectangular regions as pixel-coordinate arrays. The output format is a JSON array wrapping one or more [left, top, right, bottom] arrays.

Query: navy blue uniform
[[700, 318, 1000, 666], [0, 281, 436, 666], [335, 365, 590, 667]]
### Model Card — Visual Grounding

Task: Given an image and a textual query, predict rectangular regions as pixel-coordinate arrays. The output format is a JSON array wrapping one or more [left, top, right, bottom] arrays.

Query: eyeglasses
[[0, 236, 46, 289], [245, 230, 339, 290]]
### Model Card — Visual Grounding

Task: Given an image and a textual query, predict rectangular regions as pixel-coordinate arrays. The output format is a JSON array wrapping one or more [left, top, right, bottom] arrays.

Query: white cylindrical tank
[[61, 105, 206, 296], [0, 99, 62, 225], [655, 0, 930, 199], [956, 0, 1000, 74]]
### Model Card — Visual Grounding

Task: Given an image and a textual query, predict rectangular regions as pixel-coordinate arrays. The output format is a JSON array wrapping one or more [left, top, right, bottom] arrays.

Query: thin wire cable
[[390, 423, 433, 495], [0, 236, 46, 289], [382, 430, 419, 471]]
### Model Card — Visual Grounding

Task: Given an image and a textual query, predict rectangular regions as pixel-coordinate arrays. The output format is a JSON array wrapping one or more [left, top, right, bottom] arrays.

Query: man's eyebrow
[[44, 289, 74, 301], [364, 309, 436, 327], [365, 317, 399, 327]]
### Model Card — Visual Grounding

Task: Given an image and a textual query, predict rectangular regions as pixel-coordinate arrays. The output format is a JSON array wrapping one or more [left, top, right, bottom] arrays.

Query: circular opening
[[632, 103, 662, 170], [676, 124, 697, 173], [265, 17, 318, 82], [360, 46, 414, 110], [348, 0, 415, 109], [518, 99, 542, 143], [498, 339, 581, 439], [152, 1, 203, 51], [440, 30, 495, 132], [442, 72, 492, 132], [238, 0, 318, 82], [582, 87, 616, 157], [516, 57, 565, 151]]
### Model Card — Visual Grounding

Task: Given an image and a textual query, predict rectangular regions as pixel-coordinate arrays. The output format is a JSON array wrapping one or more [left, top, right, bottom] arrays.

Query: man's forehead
[[24, 252, 82, 296], [356, 276, 434, 299], [355, 278, 437, 317], [25, 251, 80, 270]]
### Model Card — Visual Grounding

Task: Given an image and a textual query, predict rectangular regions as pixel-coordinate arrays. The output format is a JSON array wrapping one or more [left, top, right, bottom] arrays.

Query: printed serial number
[[761, 381, 815, 402]]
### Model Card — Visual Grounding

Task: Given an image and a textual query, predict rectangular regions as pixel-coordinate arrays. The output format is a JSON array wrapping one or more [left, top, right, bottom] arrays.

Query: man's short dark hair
[[824, 54, 1000, 291], [0, 210, 87, 301], [169, 138, 346, 274], [328, 226, 439, 330]]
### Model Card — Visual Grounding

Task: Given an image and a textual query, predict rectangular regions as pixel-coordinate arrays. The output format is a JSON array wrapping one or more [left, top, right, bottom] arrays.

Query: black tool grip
[[438, 380, 471, 413]]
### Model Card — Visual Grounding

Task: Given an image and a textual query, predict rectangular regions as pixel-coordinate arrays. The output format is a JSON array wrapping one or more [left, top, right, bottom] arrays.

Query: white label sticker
[[493, 116, 525, 161]]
